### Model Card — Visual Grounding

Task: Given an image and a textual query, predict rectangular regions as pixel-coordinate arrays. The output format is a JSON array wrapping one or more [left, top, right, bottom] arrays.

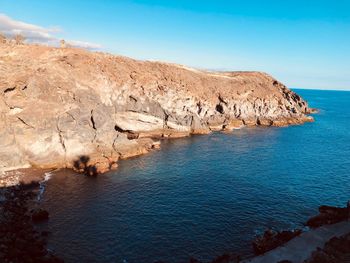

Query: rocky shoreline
[[171, 202, 350, 263], [252, 229, 302, 255], [306, 204, 350, 228], [305, 231, 350, 263], [1, 42, 316, 185], [243, 203, 350, 263], [0, 42, 327, 263]]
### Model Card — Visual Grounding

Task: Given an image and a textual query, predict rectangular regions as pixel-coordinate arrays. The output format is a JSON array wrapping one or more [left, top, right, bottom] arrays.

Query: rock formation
[[252, 229, 302, 255], [0, 42, 314, 183], [306, 204, 350, 228], [304, 232, 350, 263]]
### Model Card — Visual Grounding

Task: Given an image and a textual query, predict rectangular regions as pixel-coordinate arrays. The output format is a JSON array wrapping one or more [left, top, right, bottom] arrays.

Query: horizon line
[[291, 87, 350, 92]]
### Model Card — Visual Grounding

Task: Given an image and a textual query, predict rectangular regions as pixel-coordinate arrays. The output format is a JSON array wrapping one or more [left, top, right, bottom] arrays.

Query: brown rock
[[209, 125, 225, 131], [243, 118, 258, 126], [306, 204, 348, 228], [225, 119, 244, 130], [257, 118, 273, 126]]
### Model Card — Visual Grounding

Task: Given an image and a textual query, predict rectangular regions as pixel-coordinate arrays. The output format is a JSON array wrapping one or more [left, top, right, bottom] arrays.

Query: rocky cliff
[[0, 43, 314, 182]]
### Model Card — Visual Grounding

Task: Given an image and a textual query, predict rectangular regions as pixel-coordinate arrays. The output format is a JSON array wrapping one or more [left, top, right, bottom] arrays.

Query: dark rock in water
[[0, 186, 63, 263], [32, 208, 49, 222], [253, 229, 302, 255], [306, 204, 349, 228], [304, 232, 350, 263]]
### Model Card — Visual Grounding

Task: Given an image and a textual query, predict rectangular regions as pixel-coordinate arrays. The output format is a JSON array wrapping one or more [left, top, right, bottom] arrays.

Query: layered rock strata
[[0, 43, 314, 182]]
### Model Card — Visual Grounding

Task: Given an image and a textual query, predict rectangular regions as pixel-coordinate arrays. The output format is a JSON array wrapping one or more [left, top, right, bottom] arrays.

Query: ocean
[[41, 89, 350, 263]]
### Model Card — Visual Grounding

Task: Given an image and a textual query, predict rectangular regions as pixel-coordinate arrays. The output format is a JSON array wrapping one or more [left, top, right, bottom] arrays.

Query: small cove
[[41, 89, 350, 263]]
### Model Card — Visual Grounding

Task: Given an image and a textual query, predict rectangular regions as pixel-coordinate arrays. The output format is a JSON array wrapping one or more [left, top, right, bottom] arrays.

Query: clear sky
[[1, 0, 349, 90]]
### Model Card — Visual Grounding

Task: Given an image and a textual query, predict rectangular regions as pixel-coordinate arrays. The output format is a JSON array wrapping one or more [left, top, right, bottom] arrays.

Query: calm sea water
[[41, 89, 350, 263]]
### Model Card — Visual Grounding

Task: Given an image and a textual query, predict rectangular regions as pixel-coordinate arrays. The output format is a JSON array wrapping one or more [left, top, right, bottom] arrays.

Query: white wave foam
[[43, 172, 53, 182], [37, 171, 53, 202]]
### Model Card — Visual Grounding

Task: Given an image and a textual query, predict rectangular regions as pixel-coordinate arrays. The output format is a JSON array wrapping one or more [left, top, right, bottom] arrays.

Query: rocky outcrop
[[0, 43, 314, 183], [304, 232, 350, 263], [252, 229, 302, 255], [306, 204, 350, 228]]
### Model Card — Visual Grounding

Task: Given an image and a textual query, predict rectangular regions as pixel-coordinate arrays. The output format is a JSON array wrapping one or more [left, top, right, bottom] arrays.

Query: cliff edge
[[0, 43, 314, 183]]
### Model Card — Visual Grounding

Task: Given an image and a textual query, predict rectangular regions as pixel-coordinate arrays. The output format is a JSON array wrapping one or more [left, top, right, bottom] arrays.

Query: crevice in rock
[[56, 121, 67, 162], [66, 112, 76, 121], [112, 137, 123, 157], [114, 125, 127, 133], [218, 95, 228, 105], [197, 101, 202, 115], [114, 125, 139, 140], [17, 117, 34, 129], [90, 110, 96, 130], [163, 111, 169, 128], [129, 95, 137, 102], [4, 87, 16, 93]]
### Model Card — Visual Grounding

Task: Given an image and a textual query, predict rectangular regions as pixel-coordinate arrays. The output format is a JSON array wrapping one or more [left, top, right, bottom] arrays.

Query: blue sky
[[1, 0, 349, 90]]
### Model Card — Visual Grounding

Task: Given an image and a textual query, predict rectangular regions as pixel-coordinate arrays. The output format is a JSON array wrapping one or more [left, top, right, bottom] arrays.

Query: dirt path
[[243, 221, 350, 263]]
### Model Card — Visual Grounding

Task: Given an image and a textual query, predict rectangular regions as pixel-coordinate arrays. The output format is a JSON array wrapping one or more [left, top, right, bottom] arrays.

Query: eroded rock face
[[0, 43, 314, 180]]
